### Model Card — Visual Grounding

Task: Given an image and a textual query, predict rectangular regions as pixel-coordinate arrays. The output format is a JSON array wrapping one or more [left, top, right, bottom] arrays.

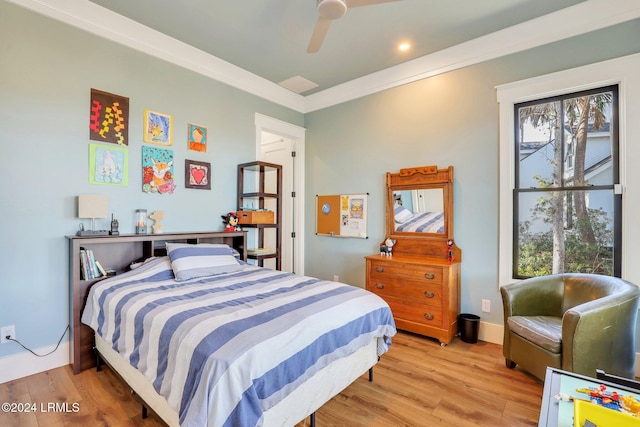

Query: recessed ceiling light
[[398, 42, 411, 52]]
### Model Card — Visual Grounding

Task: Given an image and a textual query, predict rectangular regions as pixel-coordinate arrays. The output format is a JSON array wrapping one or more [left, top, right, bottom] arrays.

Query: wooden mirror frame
[[385, 165, 461, 260]]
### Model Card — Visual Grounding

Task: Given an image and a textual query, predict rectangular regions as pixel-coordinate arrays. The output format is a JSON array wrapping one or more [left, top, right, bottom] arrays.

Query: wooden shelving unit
[[67, 231, 246, 374], [237, 161, 282, 270]]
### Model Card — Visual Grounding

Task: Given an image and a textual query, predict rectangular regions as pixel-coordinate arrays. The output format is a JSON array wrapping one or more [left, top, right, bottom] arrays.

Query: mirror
[[386, 165, 454, 241], [385, 165, 458, 260], [392, 188, 445, 233]]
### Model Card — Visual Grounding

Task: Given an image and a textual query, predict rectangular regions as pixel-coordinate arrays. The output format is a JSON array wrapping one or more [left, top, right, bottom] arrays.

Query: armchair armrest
[[562, 291, 639, 378], [501, 276, 564, 318], [501, 276, 565, 360]]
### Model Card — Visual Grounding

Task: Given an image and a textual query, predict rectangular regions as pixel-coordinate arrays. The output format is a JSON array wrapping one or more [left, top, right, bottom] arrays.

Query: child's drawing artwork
[[142, 146, 175, 194], [185, 159, 211, 190], [89, 144, 128, 186], [89, 89, 129, 146], [188, 123, 207, 152], [143, 109, 172, 145]]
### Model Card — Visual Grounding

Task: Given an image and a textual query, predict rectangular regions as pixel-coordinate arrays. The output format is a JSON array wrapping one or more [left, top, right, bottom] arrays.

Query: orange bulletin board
[[316, 194, 368, 239]]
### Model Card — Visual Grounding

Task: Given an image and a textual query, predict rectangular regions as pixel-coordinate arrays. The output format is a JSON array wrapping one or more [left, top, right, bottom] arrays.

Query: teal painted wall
[[303, 19, 640, 326], [0, 2, 302, 358]]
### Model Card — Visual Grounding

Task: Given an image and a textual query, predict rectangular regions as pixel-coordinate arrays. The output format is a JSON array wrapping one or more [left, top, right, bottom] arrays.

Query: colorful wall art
[[89, 89, 129, 146], [142, 146, 175, 194], [143, 109, 172, 145], [185, 159, 211, 190], [188, 123, 207, 152], [89, 143, 128, 185]]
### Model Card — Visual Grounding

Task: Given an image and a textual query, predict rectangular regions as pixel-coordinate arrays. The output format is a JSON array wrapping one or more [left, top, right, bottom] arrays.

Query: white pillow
[[394, 204, 414, 224], [166, 243, 242, 281]]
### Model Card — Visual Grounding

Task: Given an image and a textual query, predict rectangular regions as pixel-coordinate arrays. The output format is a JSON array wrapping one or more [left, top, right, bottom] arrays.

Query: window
[[513, 85, 620, 278]]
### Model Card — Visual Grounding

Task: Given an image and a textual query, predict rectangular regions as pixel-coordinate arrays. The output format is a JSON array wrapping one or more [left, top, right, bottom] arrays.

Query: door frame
[[254, 113, 305, 275]]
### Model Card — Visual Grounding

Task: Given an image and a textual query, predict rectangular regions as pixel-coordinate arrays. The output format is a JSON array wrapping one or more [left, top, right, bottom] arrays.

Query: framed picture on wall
[[142, 146, 175, 194], [185, 159, 211, 190], [89, 89, 129, 146], [89, 143, 128, 186], [188, 123, 207, 152], [143, 109, 173, 145]]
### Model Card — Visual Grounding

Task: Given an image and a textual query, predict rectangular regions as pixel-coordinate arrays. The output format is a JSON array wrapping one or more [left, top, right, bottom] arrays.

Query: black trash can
[[458, 313, 480, 343]]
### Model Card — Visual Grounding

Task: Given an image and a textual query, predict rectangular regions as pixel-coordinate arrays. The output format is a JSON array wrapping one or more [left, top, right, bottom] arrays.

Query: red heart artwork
[[191, 167, 206, 185]]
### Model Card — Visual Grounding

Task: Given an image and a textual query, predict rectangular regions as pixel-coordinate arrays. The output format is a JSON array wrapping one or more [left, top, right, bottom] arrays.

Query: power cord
[[4, 324, 70, 357]]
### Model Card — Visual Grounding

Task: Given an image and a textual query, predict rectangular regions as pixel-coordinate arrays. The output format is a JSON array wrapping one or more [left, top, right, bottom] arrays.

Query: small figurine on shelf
[[149, 210, 164, 234], [221, 212, 241, 232], [447, 239, 455, 262], [380, 238, 396, 256]]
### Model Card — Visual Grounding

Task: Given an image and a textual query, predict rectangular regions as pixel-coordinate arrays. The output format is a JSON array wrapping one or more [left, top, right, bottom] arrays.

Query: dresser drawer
[[385, 298, 444, 328], [368, 278, 442, 307], [369, 260, 443, 284]]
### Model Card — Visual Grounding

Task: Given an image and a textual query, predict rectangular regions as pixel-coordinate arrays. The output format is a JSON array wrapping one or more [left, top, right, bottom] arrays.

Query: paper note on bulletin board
[[316, 194, 368, 238]]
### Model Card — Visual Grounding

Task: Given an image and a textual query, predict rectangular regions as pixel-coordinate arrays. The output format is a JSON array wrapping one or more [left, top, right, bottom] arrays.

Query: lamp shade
[[78, 195, 109, 219]]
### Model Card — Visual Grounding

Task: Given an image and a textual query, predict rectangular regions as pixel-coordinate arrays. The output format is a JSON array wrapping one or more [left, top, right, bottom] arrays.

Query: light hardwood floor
[[0, 331, 543, 426]]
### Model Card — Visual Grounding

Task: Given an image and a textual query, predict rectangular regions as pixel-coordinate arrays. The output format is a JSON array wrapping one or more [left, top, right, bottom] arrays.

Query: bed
[[394, 204, 445, 233], [80, 243, 396, 427]]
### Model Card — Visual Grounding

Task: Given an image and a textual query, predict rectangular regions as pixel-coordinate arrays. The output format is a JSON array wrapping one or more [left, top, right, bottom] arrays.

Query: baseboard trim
[[479, 321, 640, 378], [0, 342, 70, 384], [478, 320, 503, 345]]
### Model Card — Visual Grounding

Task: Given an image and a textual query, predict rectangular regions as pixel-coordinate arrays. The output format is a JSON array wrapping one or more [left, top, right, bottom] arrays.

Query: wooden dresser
[[365, 254, 461, 345], [367, 165, 462, 346]]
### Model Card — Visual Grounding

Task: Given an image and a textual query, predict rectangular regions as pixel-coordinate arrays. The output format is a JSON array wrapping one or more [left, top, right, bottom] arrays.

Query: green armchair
[[501, 273, 640, 382]]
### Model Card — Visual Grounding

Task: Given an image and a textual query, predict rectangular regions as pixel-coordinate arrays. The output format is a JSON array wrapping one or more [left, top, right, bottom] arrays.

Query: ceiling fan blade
[[307, 17, 332, 53], [347, 0, 402, 8]]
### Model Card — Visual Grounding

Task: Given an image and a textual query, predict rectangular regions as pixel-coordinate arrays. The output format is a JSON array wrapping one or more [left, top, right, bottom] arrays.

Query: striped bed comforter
[[81, 257, 396, 427], [395, 211, 444, 233]]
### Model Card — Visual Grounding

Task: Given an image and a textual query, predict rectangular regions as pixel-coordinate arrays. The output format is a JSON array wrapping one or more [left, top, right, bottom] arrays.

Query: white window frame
[[496, 54, 640, 287]]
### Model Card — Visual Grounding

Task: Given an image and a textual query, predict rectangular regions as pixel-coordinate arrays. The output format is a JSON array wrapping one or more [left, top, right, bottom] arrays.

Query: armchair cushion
[[507, 315, 562, 353]]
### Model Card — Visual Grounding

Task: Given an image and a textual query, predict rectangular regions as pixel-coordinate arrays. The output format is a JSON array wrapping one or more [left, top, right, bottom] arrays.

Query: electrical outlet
[[481, 299, 491, 313], [1, 325, 16, 344], [333, 275, 339, 282]]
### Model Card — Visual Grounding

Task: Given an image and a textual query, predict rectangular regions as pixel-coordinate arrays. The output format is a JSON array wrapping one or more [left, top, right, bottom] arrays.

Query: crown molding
[[6, 0, 306, 112], [7, 0, 640, 114], [303, 0, 640, 112]]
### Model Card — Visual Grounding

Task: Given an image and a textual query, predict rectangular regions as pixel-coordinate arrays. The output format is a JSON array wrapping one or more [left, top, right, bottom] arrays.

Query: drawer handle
[[424, 273, 436, 280], [375, 283, 384, 290], [375, 266, 385, 273], [424, 313, 435, 321], [424, 291, 435, 298]]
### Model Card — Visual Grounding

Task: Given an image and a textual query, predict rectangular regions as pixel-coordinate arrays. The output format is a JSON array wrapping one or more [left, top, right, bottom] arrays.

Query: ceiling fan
[[307, 0, 402, 53]]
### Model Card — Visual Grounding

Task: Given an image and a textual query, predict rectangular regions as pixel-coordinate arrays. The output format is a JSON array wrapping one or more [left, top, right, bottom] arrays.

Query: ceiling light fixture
[[317, 0, 348, 20], [398, 42, 411, 52]]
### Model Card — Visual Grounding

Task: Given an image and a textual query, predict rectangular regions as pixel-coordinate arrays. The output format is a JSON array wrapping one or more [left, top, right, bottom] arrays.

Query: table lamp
[[77, 195, 109, 236]]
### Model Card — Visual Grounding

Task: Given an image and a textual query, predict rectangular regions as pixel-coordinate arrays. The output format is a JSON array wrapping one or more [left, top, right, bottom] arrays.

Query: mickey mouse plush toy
[[221, 212, 241, 232]]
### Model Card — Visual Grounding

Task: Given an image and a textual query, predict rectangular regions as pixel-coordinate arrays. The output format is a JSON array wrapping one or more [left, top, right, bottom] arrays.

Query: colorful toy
[[447, 239, 455, 261], [221, 212, 241, 232]]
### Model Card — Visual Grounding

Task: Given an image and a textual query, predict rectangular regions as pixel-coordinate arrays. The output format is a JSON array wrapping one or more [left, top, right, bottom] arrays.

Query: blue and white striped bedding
[[81, 257, 396, 427], [395, 211, 444, 233]]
